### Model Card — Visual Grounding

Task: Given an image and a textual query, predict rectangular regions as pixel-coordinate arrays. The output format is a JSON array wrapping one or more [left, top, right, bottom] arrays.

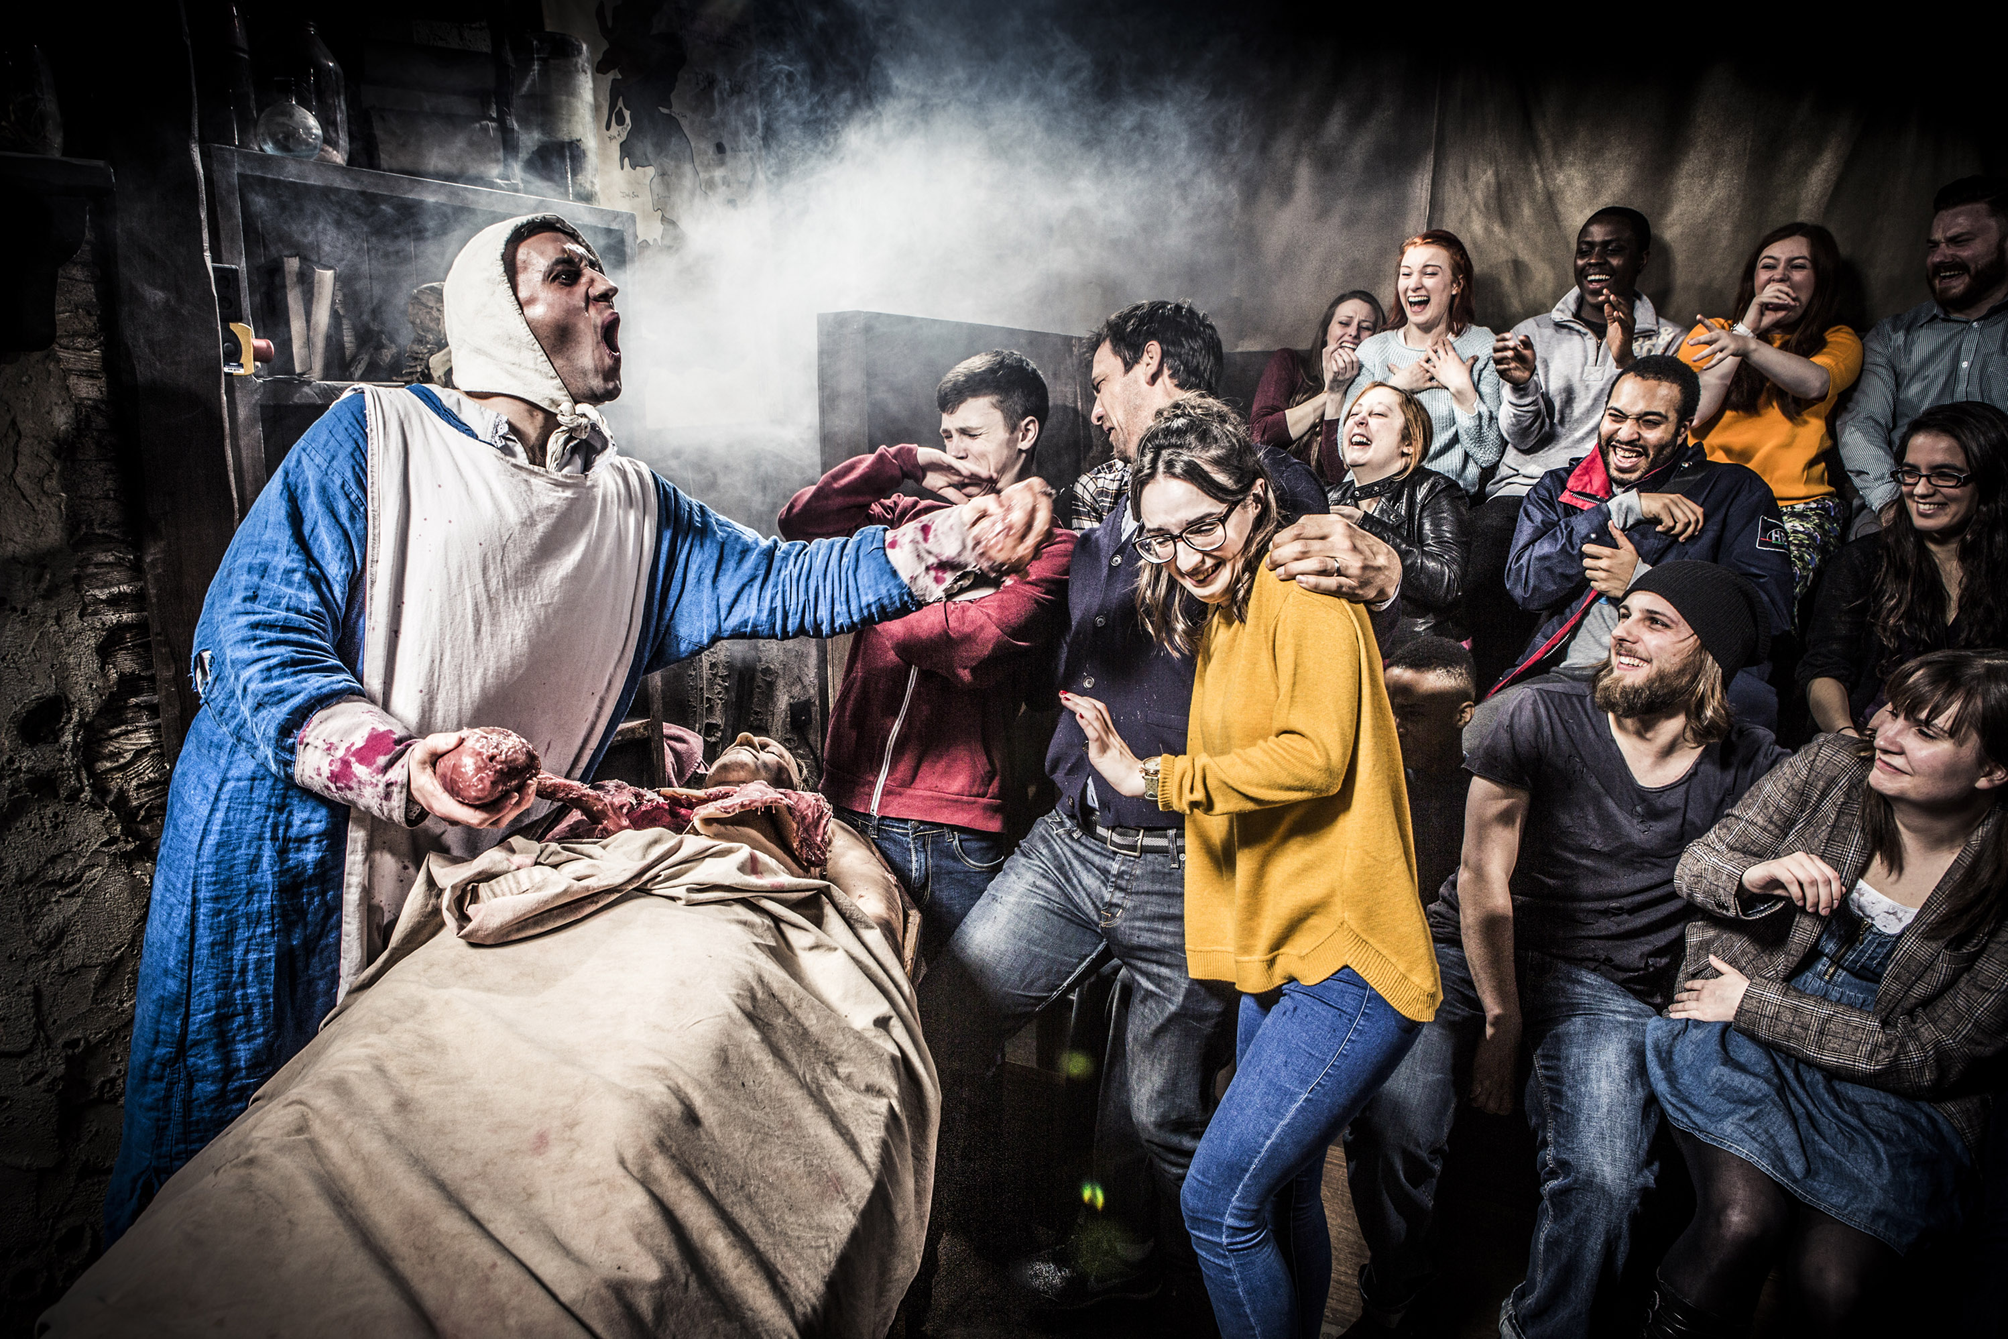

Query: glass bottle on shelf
[[296, 22, 348, 165], [221, 5, 259, 148], [255, 78, 323, 159], [261, 21, 347, 165]]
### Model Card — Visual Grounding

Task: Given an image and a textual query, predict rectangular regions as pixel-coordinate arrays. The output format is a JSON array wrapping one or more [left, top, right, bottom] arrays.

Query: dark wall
[[0, 200, 165, 1333]]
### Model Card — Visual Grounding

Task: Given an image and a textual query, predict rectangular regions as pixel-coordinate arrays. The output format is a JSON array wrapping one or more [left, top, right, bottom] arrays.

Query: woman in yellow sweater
[[1680, 222, 1863, 611], [1059, 396, 1440, 1339]]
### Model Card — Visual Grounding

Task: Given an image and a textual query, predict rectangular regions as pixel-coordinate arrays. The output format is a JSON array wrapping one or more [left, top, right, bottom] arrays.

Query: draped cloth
[[50, 827, 937, 1339]]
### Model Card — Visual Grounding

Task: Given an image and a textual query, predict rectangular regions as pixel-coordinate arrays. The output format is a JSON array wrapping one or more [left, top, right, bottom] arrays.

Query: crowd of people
[[785, 175, 2008, 1338], [107, 175, 2008, 1339]]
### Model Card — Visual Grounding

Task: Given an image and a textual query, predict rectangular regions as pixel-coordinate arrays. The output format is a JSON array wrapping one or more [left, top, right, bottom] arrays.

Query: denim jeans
[[835, 808, 1011, 964], [1181, 970, 1421, 1339], [919, 809, 1236, 1258], [1343, 937, 1660, 1339]]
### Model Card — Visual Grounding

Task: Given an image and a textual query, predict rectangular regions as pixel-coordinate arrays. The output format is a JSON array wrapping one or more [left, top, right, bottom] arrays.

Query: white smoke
[[573, 2, 1284, 529]]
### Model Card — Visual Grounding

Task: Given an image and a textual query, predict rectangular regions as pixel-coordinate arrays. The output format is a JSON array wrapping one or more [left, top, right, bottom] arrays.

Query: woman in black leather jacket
[[1319, 381, 1471, 646]]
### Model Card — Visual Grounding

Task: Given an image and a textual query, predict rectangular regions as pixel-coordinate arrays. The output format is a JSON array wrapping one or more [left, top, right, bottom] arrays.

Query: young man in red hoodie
[[779, 350, 1078, 960]]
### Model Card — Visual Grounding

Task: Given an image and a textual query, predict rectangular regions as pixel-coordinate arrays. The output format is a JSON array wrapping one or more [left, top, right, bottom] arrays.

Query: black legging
[[1660, 1130, 1898, 1333]]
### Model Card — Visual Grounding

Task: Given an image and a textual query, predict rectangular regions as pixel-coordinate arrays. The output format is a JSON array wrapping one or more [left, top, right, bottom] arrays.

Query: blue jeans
[[1343, 938, 1660, 1339], [1181, 970, 1421, 1339], [835, 808, 1010, 963], [920, 809, 1236, 1256]]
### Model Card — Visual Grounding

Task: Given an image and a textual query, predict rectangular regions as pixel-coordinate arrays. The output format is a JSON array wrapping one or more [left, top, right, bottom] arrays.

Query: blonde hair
[[1348, 381, 1434, 480]]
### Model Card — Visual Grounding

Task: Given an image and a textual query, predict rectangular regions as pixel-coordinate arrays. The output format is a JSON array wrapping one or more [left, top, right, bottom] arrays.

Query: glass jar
[[255, 78, 323, 159]]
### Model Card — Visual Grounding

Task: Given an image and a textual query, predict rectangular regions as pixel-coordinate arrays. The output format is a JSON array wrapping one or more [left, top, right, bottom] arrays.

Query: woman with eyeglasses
[[1056, 397, 1439, 1339], [1800, 401, 2008, 736], [1679, 223, 1863, 611]]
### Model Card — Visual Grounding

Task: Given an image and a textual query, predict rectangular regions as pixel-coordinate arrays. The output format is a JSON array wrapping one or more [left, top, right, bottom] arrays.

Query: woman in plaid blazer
[[1642, 648, 2008, 1336]]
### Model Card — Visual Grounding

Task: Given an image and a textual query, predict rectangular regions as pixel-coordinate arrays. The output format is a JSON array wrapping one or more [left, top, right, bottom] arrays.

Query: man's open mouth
[[1608, 442, 1648, 471]]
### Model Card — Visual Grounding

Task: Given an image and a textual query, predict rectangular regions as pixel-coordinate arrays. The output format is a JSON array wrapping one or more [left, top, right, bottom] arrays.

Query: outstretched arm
[[646, 474, 1055, 670]]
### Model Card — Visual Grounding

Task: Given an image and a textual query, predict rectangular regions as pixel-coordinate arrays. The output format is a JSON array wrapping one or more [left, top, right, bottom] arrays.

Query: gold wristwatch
[[1139, 755, 1163, 798]]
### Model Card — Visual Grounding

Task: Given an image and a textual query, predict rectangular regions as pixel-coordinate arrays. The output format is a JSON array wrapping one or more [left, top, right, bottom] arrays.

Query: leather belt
[[1076, 809, 1183, 858]]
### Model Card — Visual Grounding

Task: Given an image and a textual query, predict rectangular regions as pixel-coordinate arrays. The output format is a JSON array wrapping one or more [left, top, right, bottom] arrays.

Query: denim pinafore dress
[[1644, 881, 1971, 1251]]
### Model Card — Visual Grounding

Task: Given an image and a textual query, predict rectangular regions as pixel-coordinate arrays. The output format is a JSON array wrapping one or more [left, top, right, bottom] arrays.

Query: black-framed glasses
[[1133, 505, 1239, 564], [1892, 465, 1973, 490]]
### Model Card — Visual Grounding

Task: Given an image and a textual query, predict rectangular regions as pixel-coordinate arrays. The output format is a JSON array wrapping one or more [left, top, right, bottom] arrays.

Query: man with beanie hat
[[1341, 561, 1787, 1339], [107, 214, 1055, 1239]]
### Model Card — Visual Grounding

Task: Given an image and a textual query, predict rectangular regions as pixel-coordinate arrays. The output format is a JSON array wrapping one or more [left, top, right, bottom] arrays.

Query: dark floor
[[911, 1052, 1994, 1339]]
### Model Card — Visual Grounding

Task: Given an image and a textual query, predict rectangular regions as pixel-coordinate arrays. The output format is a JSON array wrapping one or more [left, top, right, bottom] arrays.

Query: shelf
[[204, 145, 637, 516], [208, 148, 634, 237]]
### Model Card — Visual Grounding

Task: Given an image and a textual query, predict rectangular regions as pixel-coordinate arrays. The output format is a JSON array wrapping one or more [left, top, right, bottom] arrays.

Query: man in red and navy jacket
[[778, 350, 1077, 960], [1493, 354, 1792, 727]]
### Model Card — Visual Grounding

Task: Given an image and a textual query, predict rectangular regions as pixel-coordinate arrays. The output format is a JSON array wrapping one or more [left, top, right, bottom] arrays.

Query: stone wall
[[0, 210, 166, 1328]]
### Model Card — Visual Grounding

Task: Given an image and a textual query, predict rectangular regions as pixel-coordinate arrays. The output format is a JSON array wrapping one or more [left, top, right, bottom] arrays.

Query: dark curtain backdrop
[[1220, 47, 2003, 353]]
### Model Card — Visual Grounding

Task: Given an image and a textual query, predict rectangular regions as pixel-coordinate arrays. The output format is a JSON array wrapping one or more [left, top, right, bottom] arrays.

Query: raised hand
[[1602, 293, 1636, 366], [1683, 318, 1748, 371], [1636, 492, 1706, 540], [1669, 954, 1751, 1022], [1424, 341, 1481, 411], [1058, 691, 1147, 797], [1747, 281, 1801, 336], [1491, 332, 1537, 386], [1741, 851, 1845, 916], [1323, 340, 1362, 392], [1580, 521, 1641, 599], [1385, 356, 1437, 394], [913, 446, 994, 500]]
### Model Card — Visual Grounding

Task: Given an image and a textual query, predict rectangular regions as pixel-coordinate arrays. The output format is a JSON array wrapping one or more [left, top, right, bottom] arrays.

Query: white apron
[[338, 386, 656, 992]]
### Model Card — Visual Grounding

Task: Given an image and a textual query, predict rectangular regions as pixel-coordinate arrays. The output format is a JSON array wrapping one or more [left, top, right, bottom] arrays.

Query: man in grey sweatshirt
[[1467, 207, 1683, 688]]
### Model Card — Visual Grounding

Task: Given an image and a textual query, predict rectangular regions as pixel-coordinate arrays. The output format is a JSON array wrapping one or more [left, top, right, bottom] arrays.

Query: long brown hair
[[1870, 402, 2008, 678], [1129, 396, 1283, 658], [1722, 222, 1844, 418], [1284, 290, 1388, 465], [1860, 649, 2008, 940], [1386, 230, 1478, 338]]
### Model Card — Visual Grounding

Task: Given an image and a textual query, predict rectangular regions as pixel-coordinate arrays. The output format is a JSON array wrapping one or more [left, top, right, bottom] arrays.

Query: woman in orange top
[[1681, 222, 1863, 613], [1060, 396, 1436, 1339]]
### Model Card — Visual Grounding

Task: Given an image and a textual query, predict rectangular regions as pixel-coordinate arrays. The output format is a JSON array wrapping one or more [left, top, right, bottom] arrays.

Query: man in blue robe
[[106, 213, 1053, 1237]]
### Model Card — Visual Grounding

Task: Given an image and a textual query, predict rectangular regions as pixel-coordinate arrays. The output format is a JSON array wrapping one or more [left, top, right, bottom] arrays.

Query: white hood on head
[[442, 214, 612, 458]]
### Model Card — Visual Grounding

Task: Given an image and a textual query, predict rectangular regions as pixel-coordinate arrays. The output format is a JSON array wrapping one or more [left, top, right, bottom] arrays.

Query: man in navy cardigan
[[916, 300, 1403, 1323]]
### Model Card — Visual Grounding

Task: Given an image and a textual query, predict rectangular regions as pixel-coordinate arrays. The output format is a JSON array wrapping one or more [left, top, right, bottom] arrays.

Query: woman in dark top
[[1323, 381, 1469, 646], [1250, 289, 1386, 463], [1800, 401, 2008, 733], [1643, 648, 2008, 1336]]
